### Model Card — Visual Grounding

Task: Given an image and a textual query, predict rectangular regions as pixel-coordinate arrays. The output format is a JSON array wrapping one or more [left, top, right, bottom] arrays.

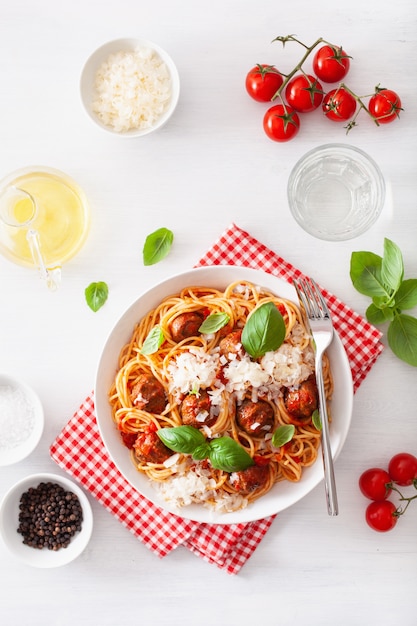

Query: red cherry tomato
[[322, 88, 357, 122], [388, 452, 417, 486], [365, 500, 398, 532], [368, 88, 402, 124], [263, 104, 300, 142], [312, 45, 350, 83], [245, 64, 283, 102], [359, 468, 392, 501], [285, 74, 323, 112]]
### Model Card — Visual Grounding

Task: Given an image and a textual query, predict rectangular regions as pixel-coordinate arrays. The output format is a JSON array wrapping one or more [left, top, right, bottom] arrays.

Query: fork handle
[[316, 355, 339, 516]]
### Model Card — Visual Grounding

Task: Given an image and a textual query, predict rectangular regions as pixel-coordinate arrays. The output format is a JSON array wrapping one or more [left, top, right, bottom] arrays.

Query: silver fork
[[293, 277, 338, 516]]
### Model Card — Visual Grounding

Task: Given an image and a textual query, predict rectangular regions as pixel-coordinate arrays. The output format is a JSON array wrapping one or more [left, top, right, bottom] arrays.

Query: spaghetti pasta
[[108, 280, 333, 513]]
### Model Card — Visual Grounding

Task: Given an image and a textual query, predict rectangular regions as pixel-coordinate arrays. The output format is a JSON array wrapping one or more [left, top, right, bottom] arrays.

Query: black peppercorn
[[17, 482, 83, 550]]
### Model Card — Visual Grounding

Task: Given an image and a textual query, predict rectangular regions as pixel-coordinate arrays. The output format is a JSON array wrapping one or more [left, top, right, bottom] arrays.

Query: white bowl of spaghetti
[[95, 266, 353, 523]]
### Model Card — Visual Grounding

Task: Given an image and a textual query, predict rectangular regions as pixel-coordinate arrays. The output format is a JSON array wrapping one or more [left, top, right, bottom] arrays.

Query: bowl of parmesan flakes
[[80, 37, 180, 137]]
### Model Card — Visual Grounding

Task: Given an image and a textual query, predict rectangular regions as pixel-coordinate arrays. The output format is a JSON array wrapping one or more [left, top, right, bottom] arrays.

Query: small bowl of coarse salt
[[0, 374, 44, 466], [0, 472, 93, 567], [80, 37, 180, 137]]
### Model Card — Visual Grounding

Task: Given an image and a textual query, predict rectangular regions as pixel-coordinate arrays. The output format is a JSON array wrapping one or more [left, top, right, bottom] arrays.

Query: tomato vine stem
[[387, 481, 417, 517], [270, 35, 336, 100]]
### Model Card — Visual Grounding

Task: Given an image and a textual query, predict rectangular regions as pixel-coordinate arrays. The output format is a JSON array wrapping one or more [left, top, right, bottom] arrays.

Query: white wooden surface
[[0, 1, 416, 624]]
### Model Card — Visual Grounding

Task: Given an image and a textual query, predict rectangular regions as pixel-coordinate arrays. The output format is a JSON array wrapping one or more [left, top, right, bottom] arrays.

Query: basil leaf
[[143, 227, 174, 266], [241, 302, 286, 359], [350, 250, 382, 287], [198, 312, 230, 334], [271, 424, 295, 448], [312, 409, 322, 431], [350, 252, 388, 297], [85, 281, 109, 312], [394, 279, 417, 311], [192, 442, 211, 460], [157, 426, 206, 454], [381, 238, 404, 293], [366, 303, 394, 325], [387, 314, 417, 367], [141, 326, 165, 355], [208, 437, 254, 472]]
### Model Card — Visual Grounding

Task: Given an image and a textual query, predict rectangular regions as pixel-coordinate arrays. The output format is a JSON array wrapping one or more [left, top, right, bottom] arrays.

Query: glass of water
[[287, 144, 385, 241]]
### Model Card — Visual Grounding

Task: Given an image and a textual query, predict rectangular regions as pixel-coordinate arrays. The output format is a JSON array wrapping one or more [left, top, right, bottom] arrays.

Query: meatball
[[236, 399, 274, 437], [133, 431, 172, 464], [284, 375, 318, 420], [170, 311, 205, 342], [131, 373, 166, 414], [219, 329, 243, 358], [180, 390, 216, 428], [232, 464, 270, 494]]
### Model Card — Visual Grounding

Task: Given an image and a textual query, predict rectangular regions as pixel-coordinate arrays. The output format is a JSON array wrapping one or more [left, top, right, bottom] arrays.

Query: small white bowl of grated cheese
[[0, 374, 44, 466], [80, 37, 180, 137]]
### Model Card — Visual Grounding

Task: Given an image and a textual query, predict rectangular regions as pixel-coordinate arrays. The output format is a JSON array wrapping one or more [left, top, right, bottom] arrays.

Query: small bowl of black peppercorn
[[0, 473, 93, 567]]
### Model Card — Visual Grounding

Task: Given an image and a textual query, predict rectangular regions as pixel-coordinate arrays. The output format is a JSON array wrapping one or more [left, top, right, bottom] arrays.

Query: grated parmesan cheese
[[156, 462, 217, 507], [167, 336, 314, 410], [261, 343, 314, 389], [156, 460, 248, 513], [167, 347, 219, 396], [92, 47, 172, 132]]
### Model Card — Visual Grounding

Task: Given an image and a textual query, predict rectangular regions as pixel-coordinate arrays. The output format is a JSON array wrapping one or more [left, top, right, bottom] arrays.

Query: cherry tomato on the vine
[[322, 88, 357, 122], [245, 64, 283, 102], [359, 468, 392, 501], [263, 104, 300, 142], [312, 45, 350, 83], [388, 452, 417, 486], [285, 74, 323, 113], [368, 88, 402, 124], [365, 500, 398, 532]]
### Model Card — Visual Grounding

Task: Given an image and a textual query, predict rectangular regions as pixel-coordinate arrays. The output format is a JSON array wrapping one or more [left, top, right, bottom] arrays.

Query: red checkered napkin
[[50, 223, 384, 574]]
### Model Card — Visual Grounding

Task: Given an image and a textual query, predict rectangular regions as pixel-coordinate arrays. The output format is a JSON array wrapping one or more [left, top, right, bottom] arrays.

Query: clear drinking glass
[[287, 144, 385, 241]]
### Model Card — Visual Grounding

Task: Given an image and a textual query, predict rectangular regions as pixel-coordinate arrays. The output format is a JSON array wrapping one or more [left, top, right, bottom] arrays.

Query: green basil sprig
[[85, 281, 109, 312], [350, 238, 417, 366], [241, 301, 286, 358], [198, 312, 230, 334], [143, 227, 174, 266], [157, 425, 254, 472]]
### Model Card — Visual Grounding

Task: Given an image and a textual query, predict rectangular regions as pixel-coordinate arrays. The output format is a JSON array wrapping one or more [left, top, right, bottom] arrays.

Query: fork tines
[[293, 277, 331, 319]]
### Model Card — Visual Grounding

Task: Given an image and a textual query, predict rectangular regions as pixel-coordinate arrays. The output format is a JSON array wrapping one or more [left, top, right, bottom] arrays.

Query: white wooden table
[[0, 1, 416, 624]]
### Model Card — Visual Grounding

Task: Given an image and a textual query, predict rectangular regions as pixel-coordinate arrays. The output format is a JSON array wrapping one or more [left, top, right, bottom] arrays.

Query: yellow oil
[[13, 197, 36, 224], [0, 169, 90, 268]]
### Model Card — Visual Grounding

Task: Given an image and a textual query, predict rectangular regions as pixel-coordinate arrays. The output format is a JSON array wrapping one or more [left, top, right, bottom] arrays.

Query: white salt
[[0, 384, 35, 451]]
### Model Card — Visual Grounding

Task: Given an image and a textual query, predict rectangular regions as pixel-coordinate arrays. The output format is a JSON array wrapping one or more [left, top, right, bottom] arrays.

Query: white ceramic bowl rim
[[80, 37, 180, 137], [0, 472, 93, 568], [94, 265, 354, 524]]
